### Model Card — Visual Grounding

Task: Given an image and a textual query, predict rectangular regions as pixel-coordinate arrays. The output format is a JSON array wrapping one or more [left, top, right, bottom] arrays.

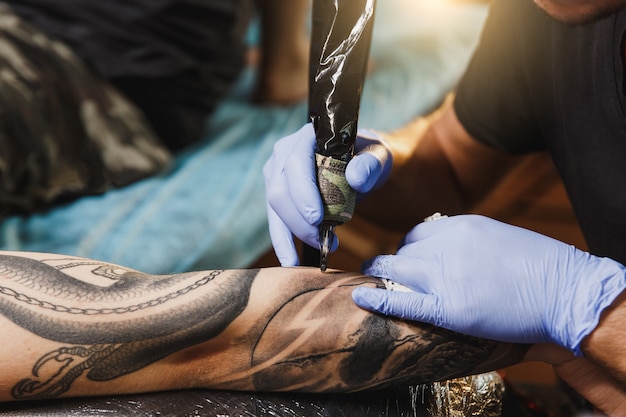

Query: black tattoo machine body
[[308, 0, 376, 271]]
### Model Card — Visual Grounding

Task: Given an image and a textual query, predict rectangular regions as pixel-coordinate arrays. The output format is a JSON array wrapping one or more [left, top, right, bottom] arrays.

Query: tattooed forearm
[[246, 275, 522, 393], [1, 253, 258, 399], [0, 251, 527, 401]]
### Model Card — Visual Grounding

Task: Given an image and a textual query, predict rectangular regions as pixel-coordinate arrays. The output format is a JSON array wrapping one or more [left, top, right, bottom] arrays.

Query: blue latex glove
[[263, 123, 392, 266], [352, 215, 626, 355]]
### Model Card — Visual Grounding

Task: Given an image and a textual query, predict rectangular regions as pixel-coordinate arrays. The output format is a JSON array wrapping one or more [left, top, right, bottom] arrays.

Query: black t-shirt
[[7, 0, 253, 150], [455, 0, 626, 264]]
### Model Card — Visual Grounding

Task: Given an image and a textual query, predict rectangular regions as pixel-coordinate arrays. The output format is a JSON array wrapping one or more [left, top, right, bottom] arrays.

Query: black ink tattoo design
[[0, 255, 527, 400], [0, 255, 258, 400], [249, 276, 525, 392]]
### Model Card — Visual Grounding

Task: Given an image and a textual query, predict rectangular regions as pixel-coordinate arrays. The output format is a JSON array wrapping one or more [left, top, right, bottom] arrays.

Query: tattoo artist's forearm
[[582, 291, 626, 386]]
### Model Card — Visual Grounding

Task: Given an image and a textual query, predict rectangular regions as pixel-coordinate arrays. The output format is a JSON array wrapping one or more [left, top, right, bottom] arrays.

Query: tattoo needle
[[319, 223, 334, 272]]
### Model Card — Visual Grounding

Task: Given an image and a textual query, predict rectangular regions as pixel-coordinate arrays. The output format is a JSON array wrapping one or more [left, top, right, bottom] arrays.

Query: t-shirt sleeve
[[454, 0, 545, 154]]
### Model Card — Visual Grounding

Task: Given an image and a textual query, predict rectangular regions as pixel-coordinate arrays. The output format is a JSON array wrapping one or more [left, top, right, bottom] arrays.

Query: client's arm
[[0, 250, 526, 402]]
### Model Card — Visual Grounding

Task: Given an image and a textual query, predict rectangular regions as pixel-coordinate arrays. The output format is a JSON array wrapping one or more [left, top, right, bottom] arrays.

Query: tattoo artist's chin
[[534, 0, 626, 25]]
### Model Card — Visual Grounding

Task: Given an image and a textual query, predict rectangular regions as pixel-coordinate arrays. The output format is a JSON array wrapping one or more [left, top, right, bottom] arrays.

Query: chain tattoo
[[0, 270, 222, 315], [0, 254, 256, 400]]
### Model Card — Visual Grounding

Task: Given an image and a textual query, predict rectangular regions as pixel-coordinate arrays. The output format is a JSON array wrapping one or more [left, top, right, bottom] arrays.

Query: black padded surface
[[0, 386, 433, 417]]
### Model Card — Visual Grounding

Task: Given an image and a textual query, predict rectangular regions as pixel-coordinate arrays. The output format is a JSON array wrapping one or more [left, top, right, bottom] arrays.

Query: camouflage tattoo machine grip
[[308, 0, 376, 271]]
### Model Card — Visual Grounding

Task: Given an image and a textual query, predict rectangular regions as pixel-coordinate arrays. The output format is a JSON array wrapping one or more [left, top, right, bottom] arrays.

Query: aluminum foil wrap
[[429, 372, 505, 417]]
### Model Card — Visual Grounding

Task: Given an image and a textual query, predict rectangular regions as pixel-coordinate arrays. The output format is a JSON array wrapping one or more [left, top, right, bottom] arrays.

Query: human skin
[[0, 250, 526, 401], [524, 339, 626, 416], [533, 0, 626, 24], [575, 291, 626, 415], [253, 0, 309, 104], [354, 95, 525, 232]]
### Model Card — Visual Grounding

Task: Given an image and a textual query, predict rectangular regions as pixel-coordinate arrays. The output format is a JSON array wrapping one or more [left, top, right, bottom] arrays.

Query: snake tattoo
[[0, 254, 257, 399]]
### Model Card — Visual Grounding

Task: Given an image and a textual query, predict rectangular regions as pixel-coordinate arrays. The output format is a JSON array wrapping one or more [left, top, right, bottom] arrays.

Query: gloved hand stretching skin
[[263, 123, 392, 266], [352, 215, 626, 356]]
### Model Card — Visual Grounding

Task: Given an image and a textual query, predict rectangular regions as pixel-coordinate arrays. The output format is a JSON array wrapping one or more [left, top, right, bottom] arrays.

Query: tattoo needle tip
[[319, 224, 334, 273]]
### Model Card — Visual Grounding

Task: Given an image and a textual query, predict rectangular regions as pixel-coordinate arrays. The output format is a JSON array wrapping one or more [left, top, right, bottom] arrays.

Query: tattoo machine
[[308, 0, 377, 271]]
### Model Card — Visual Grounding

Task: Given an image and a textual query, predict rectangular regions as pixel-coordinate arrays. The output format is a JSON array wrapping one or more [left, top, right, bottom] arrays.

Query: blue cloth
[[0, 1, 488, 273]]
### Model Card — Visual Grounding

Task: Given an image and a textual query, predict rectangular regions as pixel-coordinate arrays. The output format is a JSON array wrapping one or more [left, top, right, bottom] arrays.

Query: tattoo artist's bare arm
[[0, 250, 526, 401], [525, 340, 626, 415], [357, 96, 524, 231]]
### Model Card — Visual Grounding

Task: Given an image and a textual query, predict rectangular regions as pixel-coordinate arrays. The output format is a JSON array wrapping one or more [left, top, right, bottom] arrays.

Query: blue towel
[[0, 1, 488, 273]]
